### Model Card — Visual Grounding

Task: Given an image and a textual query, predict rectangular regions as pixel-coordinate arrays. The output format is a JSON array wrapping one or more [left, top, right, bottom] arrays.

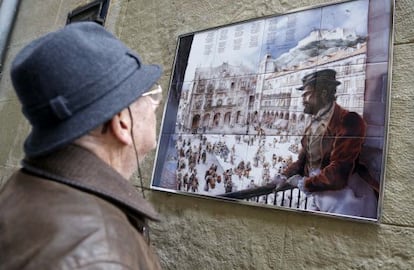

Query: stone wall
[[0, 0, 413, 269]]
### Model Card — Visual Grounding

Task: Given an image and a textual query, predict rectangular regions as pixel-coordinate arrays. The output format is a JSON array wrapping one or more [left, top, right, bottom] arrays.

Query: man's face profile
[[130, 84, 163, 159], [302, 85, 321, 115]]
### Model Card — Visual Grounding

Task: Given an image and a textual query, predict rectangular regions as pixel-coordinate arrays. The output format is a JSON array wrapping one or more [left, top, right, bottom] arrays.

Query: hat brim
[[296, 78, 341, 91], [24, 63, 162, 157]]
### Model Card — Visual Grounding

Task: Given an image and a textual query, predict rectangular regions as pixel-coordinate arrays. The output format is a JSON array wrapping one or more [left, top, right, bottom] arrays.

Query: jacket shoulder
[[0, 171, 160, 270], [335, 105, 366, 136]]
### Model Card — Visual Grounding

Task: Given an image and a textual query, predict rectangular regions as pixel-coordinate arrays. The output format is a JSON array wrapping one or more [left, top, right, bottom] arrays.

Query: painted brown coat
[[284, 103, 379, 193]]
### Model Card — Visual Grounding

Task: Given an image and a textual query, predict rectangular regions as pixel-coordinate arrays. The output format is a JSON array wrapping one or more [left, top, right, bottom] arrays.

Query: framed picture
[[151, 0, 394, 222]]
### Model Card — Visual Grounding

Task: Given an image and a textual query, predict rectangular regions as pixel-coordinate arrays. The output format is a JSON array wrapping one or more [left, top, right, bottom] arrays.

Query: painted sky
[[182, 0, 369, 84]]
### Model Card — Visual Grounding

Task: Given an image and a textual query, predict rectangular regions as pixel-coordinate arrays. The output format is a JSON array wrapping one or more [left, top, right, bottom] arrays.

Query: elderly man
[[0, 22, 164, 269], [281, 69, 378, 219]]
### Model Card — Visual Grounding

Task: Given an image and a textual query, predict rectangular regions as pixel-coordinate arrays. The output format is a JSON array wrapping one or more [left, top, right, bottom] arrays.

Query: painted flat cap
[[297, 69, 341, 90]]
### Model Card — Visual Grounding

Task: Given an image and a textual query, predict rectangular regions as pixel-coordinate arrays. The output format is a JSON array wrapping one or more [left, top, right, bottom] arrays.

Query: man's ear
[[321, 89, 327, 97], [320, 89, 329, 102], [110, 109, 133, 145]]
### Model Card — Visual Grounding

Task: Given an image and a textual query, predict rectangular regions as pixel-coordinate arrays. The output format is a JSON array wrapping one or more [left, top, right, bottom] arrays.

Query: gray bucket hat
[[11, 22, 162, 157]]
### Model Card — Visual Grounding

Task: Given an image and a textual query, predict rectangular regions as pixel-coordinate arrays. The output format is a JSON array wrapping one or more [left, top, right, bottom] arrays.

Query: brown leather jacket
[[0, 145, 162, 269]]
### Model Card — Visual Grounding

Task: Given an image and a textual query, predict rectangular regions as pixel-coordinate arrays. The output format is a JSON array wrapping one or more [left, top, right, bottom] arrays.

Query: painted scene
[[152, 0, 392, 221]]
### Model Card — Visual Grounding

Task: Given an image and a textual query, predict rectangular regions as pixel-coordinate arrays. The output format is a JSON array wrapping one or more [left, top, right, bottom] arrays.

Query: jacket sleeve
[[305, 111, 367, 192]]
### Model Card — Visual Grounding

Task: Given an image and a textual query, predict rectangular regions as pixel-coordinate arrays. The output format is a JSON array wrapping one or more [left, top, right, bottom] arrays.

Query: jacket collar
[[21, 144, 160, 221], [325, 103, 346, 135]]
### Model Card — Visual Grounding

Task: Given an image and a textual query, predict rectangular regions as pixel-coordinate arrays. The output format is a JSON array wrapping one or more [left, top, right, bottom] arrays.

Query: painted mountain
[[273, 28, 367, 70]]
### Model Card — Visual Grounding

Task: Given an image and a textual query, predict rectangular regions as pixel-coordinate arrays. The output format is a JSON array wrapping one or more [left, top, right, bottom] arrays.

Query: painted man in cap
[[279, 69, 379, 219], [0, 22, 164, 269]]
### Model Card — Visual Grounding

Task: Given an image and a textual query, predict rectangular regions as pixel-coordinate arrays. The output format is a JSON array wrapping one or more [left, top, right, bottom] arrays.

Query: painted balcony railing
[[219, 182, 309, 210]]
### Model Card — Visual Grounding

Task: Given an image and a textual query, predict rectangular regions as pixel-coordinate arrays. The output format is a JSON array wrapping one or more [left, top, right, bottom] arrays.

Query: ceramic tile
[[366, 0, 393, 64], [153, 134, 249, 195], [365, 62, 389, 103]]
